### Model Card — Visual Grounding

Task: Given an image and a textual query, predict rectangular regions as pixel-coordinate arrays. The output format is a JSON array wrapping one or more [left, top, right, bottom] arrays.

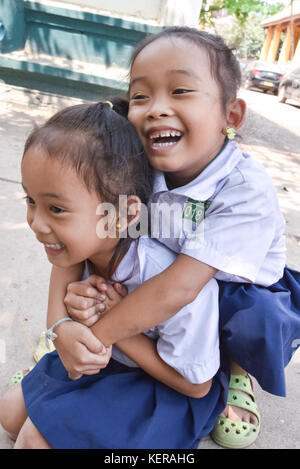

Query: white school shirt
[[84, 237, 220, 384], [149, 140, 286, 287]]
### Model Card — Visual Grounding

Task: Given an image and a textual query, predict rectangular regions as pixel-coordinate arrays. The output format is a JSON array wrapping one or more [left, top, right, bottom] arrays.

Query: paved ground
[[0, 87, 299, 449]]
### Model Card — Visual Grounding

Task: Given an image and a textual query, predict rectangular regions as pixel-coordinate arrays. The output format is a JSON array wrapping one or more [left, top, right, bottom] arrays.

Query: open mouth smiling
[[43, 242, 65, 256], [148, 129, 183, 149]]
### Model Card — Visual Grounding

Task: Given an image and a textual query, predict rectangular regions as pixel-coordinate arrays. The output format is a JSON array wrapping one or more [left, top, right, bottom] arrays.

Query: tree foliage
[[223, 13, 266, 58], [199, 0, 284, 27]]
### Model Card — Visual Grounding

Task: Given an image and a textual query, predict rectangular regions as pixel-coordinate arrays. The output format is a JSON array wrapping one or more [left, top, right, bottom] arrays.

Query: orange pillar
[[290, 21, 298, 60], [260, 27, 273, 61], [294, 36, 300, 62], [267, 24, 281, 62], [278, 23, 291, 64]]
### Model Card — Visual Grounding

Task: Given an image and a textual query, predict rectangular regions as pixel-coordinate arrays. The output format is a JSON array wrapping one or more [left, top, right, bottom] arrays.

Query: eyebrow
[[129, 76, 148, 89], [168, 69, 200, 80], [130, 68, 200, 89], [22, 184, 72, 203]]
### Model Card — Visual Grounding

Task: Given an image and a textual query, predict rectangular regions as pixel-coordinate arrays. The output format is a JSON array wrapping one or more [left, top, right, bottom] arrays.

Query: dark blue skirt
[[22, 352, 228, 449], [218, 267, 300, 397]]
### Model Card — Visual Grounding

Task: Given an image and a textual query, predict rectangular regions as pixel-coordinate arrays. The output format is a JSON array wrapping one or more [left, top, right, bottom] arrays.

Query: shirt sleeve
[[181, 181, 278, 283], [156, 278, 220, 384]]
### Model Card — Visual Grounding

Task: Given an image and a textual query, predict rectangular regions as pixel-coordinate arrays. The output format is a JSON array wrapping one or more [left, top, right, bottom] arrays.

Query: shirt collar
[[112, 241, 140, 284], [153, 140, 243, 201]]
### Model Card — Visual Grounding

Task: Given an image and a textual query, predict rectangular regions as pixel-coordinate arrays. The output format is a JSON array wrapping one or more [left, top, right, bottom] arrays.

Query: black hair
[[130, 26, 241, 112], [23, 98, 154, 278]]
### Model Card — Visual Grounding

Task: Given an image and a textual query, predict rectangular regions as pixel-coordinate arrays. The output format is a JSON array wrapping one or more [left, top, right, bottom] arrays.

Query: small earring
[[116, 222, 121, 229], [225, 127, 236, 140]]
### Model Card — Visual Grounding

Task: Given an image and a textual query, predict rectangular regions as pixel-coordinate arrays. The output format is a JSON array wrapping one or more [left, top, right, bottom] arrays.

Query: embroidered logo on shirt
[[182, 198, 211, 225]]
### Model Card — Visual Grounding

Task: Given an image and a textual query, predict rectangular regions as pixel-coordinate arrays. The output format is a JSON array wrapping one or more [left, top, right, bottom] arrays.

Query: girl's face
[[128, 37, 227, 187], [21, 146, 118, 273]]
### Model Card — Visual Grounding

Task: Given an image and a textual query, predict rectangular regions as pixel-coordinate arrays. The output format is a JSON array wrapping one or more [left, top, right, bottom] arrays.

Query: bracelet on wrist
[[45, 317, 73, 349]]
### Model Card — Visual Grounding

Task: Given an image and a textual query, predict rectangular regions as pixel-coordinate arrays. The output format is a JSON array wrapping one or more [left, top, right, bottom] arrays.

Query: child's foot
[[220, 395, 259, 426], [210, 374, 260, 449], [223, 363, 259, 425]]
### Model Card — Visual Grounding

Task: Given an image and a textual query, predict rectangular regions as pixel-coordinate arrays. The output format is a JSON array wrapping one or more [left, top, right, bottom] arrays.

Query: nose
[[28, 209, 51, 237], [146, 97, 173, 120]]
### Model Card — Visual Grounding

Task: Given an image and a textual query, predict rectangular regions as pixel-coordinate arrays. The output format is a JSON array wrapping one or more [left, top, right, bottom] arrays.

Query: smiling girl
[[0, 99, 228, 449], [62, 28, 300, 449]]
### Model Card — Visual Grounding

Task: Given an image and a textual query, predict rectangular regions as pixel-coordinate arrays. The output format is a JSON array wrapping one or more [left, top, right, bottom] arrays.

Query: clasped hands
[[55, 275, 127, 380]]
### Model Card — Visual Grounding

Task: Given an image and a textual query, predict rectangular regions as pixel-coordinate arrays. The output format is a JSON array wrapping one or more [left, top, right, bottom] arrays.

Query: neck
[[89, 238, 132, 280], [88, 241, 119, 280], [165, 137, 228, 189], [88, 261, 111, 280]]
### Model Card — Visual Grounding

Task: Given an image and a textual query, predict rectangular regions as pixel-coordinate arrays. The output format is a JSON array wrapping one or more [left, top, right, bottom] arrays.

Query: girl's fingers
[[68, 371, 83, 380], [84, 275, 108, 295], [113, 283, 128, 297], [105, 283, 122, 301], [65, 292, 104, 312], [67, 345, 111, 379], [74, 351, 111, 373], [69, 368, 102, 378], [67, 282, 101, 299], [67, 277, 107, 300], [81, 369, 102, 376], [67, 304, 104, 322], [104, 283, 127, 302], [78, 313, 102, 328], [71, 354, 109, 374], [79, 330, 107, 356], [64, 276, 109, 317]]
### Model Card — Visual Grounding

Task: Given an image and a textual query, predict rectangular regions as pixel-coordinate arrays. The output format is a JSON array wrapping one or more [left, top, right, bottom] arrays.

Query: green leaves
[[199, 0, 284, 28]]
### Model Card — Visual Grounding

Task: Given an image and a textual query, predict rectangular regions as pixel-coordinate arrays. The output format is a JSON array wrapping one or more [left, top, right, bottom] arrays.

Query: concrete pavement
[[0, 89, 299, 449]]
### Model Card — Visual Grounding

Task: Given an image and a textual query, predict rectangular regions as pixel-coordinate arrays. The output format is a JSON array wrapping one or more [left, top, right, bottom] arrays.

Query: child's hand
[[54, 319, 112, 380], [64, 275, 127, 327]]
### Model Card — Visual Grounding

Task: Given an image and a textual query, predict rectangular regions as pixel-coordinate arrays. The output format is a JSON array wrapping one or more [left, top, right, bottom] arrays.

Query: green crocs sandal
[[210, 374, 260, 449], [9, 367, 34, 389], [8, 332, 54, 389], [33, 331, 55, 363]]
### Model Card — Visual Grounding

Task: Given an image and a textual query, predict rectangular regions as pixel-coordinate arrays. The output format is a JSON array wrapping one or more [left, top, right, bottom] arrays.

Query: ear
[[116, 195, 142, 233], [126, 195, 142, 227], [225, 98, 247, 130]]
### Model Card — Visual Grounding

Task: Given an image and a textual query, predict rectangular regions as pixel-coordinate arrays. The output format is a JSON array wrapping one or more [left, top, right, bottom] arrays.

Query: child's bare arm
[[90, 254, 216, 347], [116, 334, 212, 398], [47, 264, 83, 328], [48, 265, 108, 378]]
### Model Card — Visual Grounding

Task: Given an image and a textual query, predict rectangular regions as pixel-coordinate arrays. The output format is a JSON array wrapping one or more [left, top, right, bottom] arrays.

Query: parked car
[[278, 66, 300, 105], [243, 61, 284, 94]]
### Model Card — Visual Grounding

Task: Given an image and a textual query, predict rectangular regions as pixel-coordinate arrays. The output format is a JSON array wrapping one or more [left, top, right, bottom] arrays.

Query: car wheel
[[278, 86, 286, 103]]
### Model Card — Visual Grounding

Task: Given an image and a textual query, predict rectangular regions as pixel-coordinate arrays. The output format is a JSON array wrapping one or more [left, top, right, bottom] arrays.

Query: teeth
[[152, 141, 177, 148], [45, 243, 64, 250], [150, 130, 182, 139]]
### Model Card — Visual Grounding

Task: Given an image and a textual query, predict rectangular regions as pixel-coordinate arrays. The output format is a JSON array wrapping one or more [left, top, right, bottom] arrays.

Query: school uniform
[[149, 139, 300, 397], [22, 238, 227, 449]]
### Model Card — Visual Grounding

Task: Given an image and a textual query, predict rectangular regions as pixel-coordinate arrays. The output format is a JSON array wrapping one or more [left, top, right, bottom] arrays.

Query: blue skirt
[[218, 267, 300, 397], [22, 352, 228, 449]]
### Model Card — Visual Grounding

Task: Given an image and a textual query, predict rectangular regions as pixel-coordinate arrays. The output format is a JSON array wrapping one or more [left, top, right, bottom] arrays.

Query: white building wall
[[44, 0, 163, 21], [43, 0, 202, 26]]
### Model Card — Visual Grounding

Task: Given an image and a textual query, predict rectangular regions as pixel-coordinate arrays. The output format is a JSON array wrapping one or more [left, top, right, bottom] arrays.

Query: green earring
[[226, 127, 236, 140]]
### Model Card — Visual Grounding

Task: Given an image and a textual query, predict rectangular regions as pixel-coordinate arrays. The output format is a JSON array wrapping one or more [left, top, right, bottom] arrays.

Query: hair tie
[[104, 101, 114, 109]]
